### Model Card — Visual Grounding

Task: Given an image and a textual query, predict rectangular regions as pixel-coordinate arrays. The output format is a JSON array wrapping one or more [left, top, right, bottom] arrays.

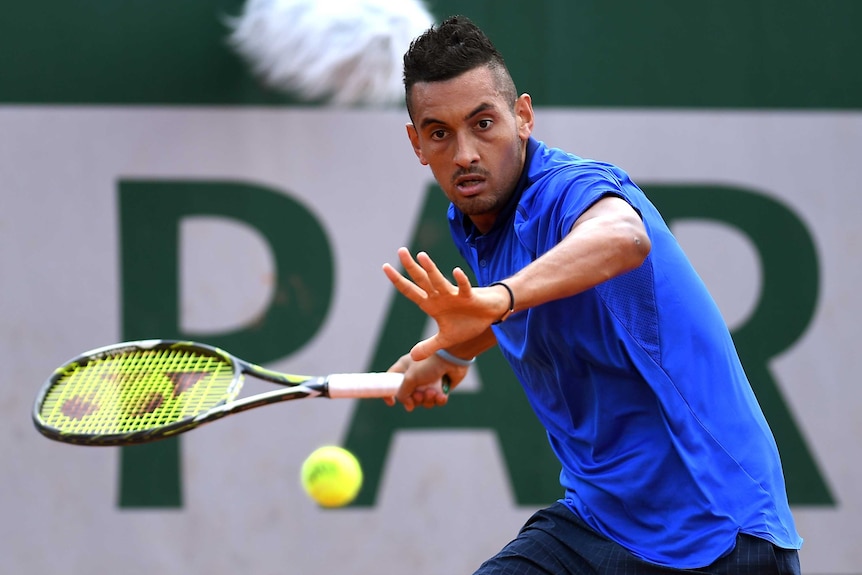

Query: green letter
[[345, 186, 559, 507], [647, 184, 833, 505], [118, 179, 333, 507]]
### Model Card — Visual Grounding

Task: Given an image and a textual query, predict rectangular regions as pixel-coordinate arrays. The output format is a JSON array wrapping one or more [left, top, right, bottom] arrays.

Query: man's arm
[[382, 195, 650, 361], [499, 195, 650, 314]]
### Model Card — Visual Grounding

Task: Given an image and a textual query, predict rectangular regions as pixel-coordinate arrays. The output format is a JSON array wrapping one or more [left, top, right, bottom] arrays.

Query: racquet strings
[[39, 347, 237, 435]]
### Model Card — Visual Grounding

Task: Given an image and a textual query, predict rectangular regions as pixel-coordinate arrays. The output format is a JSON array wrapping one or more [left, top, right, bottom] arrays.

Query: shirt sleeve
[[515, 161, 640, 256]]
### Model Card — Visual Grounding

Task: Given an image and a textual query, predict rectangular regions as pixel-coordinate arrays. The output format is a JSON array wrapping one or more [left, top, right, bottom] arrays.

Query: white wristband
[[435, 349, 475, 366]]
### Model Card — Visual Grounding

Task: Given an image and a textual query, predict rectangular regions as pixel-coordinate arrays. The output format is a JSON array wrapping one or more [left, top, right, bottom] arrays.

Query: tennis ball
[[300, 445, 363, 508]]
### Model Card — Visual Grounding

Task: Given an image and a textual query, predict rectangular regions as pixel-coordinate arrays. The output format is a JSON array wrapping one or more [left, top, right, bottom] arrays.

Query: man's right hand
[[385, 352, 469, 411]]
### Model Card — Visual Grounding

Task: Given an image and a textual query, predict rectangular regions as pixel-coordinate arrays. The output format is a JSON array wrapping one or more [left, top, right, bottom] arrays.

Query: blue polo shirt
[[448, 137, 802, 568]]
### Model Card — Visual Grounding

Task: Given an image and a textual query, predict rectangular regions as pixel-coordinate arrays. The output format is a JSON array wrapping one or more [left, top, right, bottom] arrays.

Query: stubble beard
[[447, 165, 513, 218], [451, 186, 512, 218]]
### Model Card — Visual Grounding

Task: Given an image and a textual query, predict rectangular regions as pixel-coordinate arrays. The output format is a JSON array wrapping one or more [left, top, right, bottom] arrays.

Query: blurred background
[[1, 1, 860, 573]]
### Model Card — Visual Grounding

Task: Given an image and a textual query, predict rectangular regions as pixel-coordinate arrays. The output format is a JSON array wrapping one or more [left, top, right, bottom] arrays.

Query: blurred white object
[[228, 0, 435, 106]]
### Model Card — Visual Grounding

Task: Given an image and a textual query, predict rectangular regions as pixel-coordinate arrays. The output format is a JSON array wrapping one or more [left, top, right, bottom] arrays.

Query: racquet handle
[[326, 373, 404, 398]]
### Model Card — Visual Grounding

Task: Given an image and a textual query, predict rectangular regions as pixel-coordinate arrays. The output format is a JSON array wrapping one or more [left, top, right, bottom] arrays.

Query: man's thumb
[[410, 336, 440, 362]]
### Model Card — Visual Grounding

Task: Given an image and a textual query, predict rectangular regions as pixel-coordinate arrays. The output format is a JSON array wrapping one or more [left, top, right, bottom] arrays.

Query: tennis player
[[382, 15, 802, 575]]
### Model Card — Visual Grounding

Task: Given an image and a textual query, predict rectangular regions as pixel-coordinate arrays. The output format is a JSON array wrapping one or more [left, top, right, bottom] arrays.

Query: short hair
[[403, 15, 517, 117]]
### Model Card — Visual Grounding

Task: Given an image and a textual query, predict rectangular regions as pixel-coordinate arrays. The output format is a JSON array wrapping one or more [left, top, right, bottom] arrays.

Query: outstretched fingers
[[413, 250, 453, 293], [452, 267, 474, 297], [383, 248, 449, 299], [382, 262, 427, 305], [384, 248, 468, 309], [396, 247, 429, 283]]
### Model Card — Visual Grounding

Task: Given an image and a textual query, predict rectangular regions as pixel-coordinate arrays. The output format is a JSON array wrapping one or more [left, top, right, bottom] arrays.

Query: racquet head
[[33, 340, 242, 445]]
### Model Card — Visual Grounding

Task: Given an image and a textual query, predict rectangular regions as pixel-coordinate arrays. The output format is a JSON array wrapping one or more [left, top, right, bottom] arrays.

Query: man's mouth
[[454, 174, 487, 195]]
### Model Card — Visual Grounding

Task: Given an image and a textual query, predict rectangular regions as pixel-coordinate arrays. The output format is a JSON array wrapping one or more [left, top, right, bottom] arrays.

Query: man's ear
[[406, 123, 428, 165], [515, 93, 535, 141]]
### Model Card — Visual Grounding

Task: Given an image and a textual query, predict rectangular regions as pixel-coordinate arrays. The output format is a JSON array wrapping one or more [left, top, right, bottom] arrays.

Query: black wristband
[[489, 281, 515, 324]]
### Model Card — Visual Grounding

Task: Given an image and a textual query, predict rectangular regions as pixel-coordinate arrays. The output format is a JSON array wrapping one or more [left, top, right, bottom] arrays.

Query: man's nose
[[453, 134, 480, 167]]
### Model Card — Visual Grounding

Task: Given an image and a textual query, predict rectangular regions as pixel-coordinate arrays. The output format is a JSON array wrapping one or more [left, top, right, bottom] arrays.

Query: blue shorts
[[473, 502, 801, 575]]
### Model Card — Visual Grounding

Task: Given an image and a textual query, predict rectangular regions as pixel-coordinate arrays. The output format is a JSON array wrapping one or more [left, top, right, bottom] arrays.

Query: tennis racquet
[[33, 339, 404, 446]]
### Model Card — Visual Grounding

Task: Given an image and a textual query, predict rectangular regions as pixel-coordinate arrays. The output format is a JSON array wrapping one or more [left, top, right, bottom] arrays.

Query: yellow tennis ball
[[300, 445, 363, 508]]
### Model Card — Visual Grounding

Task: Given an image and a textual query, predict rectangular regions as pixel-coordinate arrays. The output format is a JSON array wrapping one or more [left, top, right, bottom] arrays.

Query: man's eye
[[477, 119, 493, 130], [431, 129, 447, 139]]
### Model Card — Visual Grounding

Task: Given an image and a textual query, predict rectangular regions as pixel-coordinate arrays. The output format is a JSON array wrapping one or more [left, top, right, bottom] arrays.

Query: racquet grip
[[326, 373, 404, 398]]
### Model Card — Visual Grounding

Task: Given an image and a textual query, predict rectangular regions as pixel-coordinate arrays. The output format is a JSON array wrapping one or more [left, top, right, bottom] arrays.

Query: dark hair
[[403, 15, 517, 116]]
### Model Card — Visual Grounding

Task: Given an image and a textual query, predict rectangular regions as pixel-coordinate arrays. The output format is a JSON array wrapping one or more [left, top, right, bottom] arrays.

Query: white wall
[[1, 107, 858, 574]]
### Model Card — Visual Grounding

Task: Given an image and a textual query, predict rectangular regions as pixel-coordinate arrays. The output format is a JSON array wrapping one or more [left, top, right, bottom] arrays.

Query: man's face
[[406, 66, 534, 233]]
